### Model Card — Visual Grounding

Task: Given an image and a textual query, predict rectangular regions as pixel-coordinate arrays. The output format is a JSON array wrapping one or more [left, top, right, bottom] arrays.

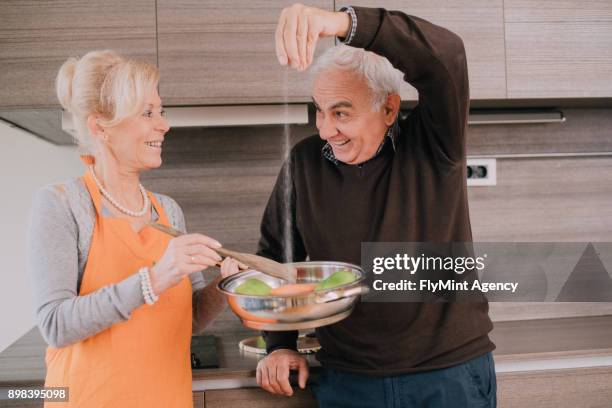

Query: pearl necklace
[[90, 166, 150, 217]]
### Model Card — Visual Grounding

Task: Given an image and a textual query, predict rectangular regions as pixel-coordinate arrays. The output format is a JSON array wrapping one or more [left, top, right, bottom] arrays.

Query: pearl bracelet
[[139, 267, 159, 305]]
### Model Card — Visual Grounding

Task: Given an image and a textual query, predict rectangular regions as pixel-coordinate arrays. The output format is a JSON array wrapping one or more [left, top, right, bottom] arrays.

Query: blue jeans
[[311, 352, 496, 408]]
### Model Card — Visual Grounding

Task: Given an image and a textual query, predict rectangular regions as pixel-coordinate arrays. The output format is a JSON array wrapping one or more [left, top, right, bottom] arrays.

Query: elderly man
[[247, 4, 495, 407]]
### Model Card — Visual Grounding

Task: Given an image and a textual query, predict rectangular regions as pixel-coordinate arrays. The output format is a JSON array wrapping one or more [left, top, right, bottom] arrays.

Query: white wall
[[0, 121, 83, 352]]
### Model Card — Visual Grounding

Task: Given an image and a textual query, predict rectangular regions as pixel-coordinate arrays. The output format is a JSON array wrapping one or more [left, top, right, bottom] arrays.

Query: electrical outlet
[[466, 158, 496, 186]]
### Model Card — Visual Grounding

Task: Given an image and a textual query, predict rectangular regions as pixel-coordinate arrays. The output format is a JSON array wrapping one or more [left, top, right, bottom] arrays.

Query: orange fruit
[[270, 283, 317, 297]]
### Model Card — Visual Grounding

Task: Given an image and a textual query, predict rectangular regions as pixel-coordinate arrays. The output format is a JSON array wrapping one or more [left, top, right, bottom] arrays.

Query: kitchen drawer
[[205, 387, 317, 408]]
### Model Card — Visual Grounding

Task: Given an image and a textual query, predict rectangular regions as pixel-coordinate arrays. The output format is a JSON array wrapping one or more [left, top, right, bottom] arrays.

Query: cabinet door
[[157, 0, 334, 106], [505, 0, 612, 98], [205, 388, 317, 407], [0, 1, 157, 109], [338, 1, 507, 100], [193, 391, 206, 408]]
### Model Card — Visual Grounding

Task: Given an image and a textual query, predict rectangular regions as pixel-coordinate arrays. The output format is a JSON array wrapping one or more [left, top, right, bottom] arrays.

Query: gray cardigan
[[27, 178, 208, 348]]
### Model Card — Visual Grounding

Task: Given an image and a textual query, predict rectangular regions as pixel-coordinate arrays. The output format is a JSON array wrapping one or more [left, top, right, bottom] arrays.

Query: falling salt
[[282, 69, 294, 263]]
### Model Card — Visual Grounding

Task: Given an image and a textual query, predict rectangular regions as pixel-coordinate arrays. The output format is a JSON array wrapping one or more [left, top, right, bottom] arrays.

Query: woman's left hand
[[219, 257, 248, 278]]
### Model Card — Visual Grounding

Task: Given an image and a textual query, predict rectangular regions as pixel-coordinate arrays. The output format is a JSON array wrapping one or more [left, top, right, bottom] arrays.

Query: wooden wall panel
[[505, 0, 612, 23], [498, 366, 612, 408], [157, 0, 334, 106], [468, 156, 612, 242], [505, 0, 612, 98], [0, 0, 157, 109], [343, 0, 507, 100], [469, 154, 612, 321]]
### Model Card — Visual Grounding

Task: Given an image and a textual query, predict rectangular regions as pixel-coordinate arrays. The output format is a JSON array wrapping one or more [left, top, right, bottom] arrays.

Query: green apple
[[315, 270, 357, 291], [234, 278, 272, 296], [255, 336, 266, 349]]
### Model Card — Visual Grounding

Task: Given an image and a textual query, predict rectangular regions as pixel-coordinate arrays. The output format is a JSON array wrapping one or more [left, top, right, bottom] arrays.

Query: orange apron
[[44, 171, 193, 407]]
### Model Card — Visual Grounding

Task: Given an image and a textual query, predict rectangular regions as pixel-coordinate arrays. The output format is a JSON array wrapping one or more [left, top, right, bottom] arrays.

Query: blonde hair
[[56, 50, 160, 155]]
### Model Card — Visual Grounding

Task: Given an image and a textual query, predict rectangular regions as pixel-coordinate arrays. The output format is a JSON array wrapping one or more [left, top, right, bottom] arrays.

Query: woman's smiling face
[[101, 88, 170, 171]]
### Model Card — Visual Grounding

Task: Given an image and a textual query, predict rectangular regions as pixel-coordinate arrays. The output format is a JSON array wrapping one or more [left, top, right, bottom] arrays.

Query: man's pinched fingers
[[306, 34, 318, 69], [297, 14, 309, 70], [275, 8, 288, 65], [283, 8, 300, 68]]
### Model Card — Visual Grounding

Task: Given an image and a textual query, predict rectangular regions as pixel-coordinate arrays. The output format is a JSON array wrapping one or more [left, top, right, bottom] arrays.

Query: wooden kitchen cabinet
[[205, 388, 317, 408], [193, 391, 206, 408], [338, 1, 507, 100], [2, 0, 610, 112], [0, 0, 157, 109], [505, 0, 612, 98], [156, 0, 334, 106]]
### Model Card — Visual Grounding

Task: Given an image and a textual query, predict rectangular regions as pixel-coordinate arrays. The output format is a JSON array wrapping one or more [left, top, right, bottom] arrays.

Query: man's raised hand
[[275, 3, 350, 71]]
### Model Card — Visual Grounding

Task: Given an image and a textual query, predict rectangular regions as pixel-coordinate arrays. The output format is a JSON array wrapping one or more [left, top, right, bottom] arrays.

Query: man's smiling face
[[313, 68, 391, 165]]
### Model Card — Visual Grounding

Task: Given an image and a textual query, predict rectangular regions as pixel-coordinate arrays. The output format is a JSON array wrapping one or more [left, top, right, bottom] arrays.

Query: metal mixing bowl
[[217, 261, 369, 331]]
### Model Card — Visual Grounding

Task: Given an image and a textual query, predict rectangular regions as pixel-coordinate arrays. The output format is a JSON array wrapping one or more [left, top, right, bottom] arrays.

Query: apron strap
[[82, 171, 104, 216], [148, 192, 170, 227]]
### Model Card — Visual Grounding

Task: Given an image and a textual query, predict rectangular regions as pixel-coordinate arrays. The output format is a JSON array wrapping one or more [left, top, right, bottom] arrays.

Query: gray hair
[[313, 44, 403, 110]]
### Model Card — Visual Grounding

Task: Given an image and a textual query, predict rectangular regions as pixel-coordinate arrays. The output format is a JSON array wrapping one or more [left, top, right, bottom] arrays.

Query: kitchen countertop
[[0, 328, 321, 390], [2, 315, 612, 390]]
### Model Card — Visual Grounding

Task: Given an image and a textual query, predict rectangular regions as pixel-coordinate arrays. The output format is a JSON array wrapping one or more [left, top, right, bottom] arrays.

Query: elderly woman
[[27, 50, 239, 407]]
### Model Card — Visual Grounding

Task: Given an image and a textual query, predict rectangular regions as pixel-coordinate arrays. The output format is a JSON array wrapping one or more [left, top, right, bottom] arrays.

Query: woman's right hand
[[149, 234, 222, 295]]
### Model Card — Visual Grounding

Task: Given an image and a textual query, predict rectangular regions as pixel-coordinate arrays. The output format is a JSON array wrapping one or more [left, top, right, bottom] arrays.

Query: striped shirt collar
[[322, 125, 397, 166]]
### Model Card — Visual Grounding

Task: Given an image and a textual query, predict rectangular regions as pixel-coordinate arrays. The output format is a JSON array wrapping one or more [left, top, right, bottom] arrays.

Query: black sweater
[[257, 6, 494, 376]]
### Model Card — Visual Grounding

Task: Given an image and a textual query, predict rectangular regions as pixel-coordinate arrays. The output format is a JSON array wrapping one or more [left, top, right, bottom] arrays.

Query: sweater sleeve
[[257, 158, 307, 353], [27, 185, 145, 348], [349, 6, 470, 164]]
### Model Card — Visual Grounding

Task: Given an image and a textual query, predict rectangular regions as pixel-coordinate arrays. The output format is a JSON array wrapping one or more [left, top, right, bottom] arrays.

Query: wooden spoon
[[146, 222, 297, 282]]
